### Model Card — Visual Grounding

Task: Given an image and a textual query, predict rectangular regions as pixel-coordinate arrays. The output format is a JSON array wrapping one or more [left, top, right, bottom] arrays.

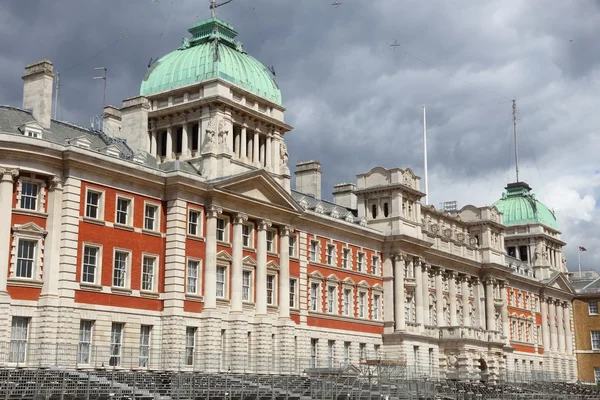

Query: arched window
[[371, 204, 377, 219], [383, 203, 389, 217], [475, 235, 480, 246]]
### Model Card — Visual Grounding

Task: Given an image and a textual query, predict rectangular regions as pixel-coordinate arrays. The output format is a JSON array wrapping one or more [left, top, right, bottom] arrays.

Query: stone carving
[[48, 175, 63, 191], [178, 37, 191, 50], [217, 120, 229, 147], [446, 353, 458, 370], [0, 167, 19, 182], [280, 142, 289, 166], [205, 121, 216, 145], [561, 254, 567, 270], [457, 232, 465, 242], [443, 228, 452, 238], [431, 224, 439, 234]]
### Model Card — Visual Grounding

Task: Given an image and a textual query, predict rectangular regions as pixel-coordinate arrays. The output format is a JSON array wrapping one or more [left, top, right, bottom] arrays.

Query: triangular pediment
[[214, 170, 302, 212], [357, 280, 370, 289], [309, 270, 324, 279], [216, 250, 233, 262], [327, 274, 340, 282], [242, 255, 257, 266], [544, 273, 575, 294], [343, 277, 356, 285], [12, 222, 47, 236], [267, 260, 280, 271]]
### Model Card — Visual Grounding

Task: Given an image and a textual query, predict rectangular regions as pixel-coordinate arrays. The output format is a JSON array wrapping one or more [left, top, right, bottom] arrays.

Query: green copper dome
[[493, 182, 558, 230], [140, 18, 281, 105]]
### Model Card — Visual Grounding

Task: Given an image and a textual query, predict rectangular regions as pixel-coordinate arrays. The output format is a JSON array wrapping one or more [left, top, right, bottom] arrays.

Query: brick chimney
[[22, 60, 54, 129], [295, 160, 322, 200]]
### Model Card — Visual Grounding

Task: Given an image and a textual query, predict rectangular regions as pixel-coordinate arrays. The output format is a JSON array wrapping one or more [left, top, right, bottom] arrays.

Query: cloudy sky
[[1, 0, 599, 271]]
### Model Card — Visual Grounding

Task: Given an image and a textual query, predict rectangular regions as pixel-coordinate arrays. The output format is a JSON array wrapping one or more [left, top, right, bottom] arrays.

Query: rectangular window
[[328, 340, 335, 368], [115, 197, 131, 225], [592, 331, 600, 350], [109, 323, 124, 367], [139, 325, 151, 367], [342, 248, 350, 269], [242, 224, 252, 247], [373, 294, 381, 320], [359, 343, 366, 360], [267, 275, 275, 305], [10, 317, 29, 363], [372, 256, 379, 275], [141, 256, 156, 292], [289, 235, 296, 257], [326, 245, 335, 265], [85, 190, 101, 219], [185, 327, 196, 366], [186, 259, 199, 295], [20, 182, 39, 211], [77, 320, 93, 364], [144, 204, 158, 231], [266, 230, 275, 252], [590, 301, 599, 315], [310, 282, 320, 312], [16, 239, 36, 279], [357, 253, 365, 272], [327, 286, 336, 314], [310, 240, 318, 262], [289, 278, 297, 308], [188, 210, 201, 236], [310, 339, 318, 368], [358, 292, 366, 318], [113, 251, 129, 288], [595, 367, 600, 384], [343, 288, 352, 316], [216, 218, 227, 242], [242, 270, 252, 302], [375, 344, 381, 359], [343, 342, 350, 366], [82, 245, 99, 284], [216, 266, 226, 298]]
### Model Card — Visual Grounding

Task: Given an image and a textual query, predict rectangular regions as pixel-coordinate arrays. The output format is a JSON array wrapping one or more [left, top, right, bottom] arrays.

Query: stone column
[[557, 301, 565, 354], [448, 271, 457, 326], [266, 134, 272, 171], [256, 219, 271, 315], [181, 123, 189, 157], [485, 278, 495, 331], [541, 297, 550, 352], [435, 268, 444, 327], [253, 130, 260, 166], [241, 126, 247, 161], [203, 205, 222, 309], [151, 130, 157, 156], [165, 126, 173, 160], [40, 176, 63, 297], [413, 259, 423, 326], [421, 262, 430, 325], [393, 254, 405, 331], [383, 253, 394, 327], [461, 275, 470, 327], [279, 225, 291, 319], [472, 278, 483, 327], [549, 298, 557, 353], [564, 302, 573, 355], [500, 280, 510, 341], [197, 118, 204, 153], [0, 168, 18, 294], [231, 213, 247, 313]]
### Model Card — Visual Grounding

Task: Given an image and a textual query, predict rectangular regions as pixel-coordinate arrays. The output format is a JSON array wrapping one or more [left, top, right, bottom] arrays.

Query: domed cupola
[[493, 182, 558, 231], [140, 17, 282, 105]]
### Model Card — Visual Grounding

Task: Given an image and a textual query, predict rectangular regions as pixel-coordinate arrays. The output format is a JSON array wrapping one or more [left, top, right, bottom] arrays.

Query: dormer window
[[25, 130, 40, 138], [20, 122, 43, 139]]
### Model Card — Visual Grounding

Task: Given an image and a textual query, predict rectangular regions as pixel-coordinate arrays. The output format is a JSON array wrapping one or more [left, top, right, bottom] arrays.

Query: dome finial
[[210, 0, 234, 18]]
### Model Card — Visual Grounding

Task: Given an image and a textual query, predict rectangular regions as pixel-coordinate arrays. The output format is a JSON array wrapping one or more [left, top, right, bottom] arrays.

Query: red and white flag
[[579, 246, 587, 252]]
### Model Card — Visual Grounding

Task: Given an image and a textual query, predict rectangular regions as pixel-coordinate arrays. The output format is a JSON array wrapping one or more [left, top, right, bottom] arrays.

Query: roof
[[493, 182, 558, 230], [140, 18, 281, 105], [291, 190, 362, 225]]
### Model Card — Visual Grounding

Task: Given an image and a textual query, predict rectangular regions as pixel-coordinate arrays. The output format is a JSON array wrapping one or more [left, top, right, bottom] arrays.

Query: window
[[383, 203, 389, 217], [185, 327, 196, 366], [115, 197, 132, 225], [373, 294, 381, 320], [357, 253, 365, 272], [242, 270, 252, 302], [372, 256, 379, 275], [507, 246, 516, 258], [310, 339, 318, 368], [371, 204, 377, 219], [310, 240, 319, 262], [359, 343, 366, 360], [82, 245, 100, 284], [327, 286, 336, 314], [25, 130, 40, 138], [144, 203, 158, 231], [519, 245, 528, 262], [509, 291, 515, 306], [109, 323, 124, 367], [343, 288, 352, 316], [328, 340, 335, 368], [375, 344, 381, 359], [289, 278, 297, 308], [242, 224, 252, 247], [78, 320, 93, 364], [595, 367, 600, 384], [326, 245, 335, 265], [216, 218, 227, 242], [216, 266, 226, 298], [342, 248, 350, 269], [85, 190, 102, 219], [187, 259, 200, 295], [590, 301, 599, 315], [267, 275, 275, 305], [139, 325, 151, 367], [358, 292, 366, 318], [266, 230, 276, 252], [188, 210, 201, 236], [343, 342, 350, 366], [310, 282, 320, 311], [10, 317, 29, 363], [113, 251, 130, 288], [289, 235, 296, 257], [16, 239, 36, 279], [141, 255, 156, 292], [19, 182, 39, 211], [592, 331, 600, 350]]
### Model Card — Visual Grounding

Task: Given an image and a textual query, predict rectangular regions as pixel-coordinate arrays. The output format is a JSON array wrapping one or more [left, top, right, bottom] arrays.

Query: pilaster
[[448, 271, 457, 326], [203, 205, 222, 310], [256, 219, 271, 315], [231, 212, 247, 312], [393, 253, 405, 331]]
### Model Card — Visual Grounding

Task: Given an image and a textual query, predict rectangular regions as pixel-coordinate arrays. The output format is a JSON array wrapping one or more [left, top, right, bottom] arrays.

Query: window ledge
[[140, 291, 160, 299], [142, 229, 161, 237], [79, 283, 103, 292], [111, 287, 132, 295], [82, 217, 106, 226], [12, 209, 48, 219], [7, 278, 43, 288], [185, 294, 204, 302], [186, 235, 205, 242], [267, 252, 279, 258], [216, 298, 231, 306], [114, 223, 134, 232], [217, 241, 232, 247], [267, 304, 279, 311], [243, 247, 256, 252]]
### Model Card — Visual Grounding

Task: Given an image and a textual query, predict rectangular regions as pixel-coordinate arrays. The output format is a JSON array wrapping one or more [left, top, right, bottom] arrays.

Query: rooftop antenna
[[210, 0, 234, 18], [94, 67, 108, 108], [423, 105, 429, 205], [512, 99, 519, 182], [53, 72, 60, 120]]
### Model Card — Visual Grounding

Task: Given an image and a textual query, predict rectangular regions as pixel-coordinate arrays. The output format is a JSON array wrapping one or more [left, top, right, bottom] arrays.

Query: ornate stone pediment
[[12, 222, 47, 236]]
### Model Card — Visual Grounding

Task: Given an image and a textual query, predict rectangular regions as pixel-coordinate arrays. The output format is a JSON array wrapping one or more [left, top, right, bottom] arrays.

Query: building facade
[[0, 12, 577, 381]]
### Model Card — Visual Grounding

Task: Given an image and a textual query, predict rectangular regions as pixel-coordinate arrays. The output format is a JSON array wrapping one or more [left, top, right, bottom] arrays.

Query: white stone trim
[[111, 247, 132, 289], [16, 175, 46, 213], [185, 256, 203, 296], [140, 252, 160, 293], [84, 186, 105, 221], [216, 215, 230, 243], [10, 222, 46, 281], [142, 200, 161, 233], [80, 242, 103, 286], [114, 193, 134, 227], [187, 206, 204, 238]]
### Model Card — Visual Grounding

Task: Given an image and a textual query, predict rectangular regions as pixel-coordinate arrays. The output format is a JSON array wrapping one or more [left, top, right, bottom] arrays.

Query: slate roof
[[291, 190, 361, 225]]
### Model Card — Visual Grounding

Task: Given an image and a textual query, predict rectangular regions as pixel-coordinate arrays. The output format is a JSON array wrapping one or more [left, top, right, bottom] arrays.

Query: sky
[[1, 0, 599, 272]]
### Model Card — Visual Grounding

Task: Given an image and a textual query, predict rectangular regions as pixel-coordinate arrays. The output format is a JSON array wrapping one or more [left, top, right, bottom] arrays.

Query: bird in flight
[[389, 40, 401, 50], [332, 1, 342, 8]]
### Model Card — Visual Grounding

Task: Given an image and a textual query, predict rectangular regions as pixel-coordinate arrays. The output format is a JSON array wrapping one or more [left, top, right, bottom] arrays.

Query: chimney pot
[[22, 59, 54, 129], [333, 183, 357, 209], [295, 160, 322, 200]]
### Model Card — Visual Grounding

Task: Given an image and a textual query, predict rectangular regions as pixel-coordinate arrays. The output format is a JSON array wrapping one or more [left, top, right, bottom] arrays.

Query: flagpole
[[578, 249, 582, 279]]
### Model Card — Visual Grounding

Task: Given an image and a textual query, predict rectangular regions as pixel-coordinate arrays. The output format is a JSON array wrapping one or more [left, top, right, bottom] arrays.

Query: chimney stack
[[102, 105, 122, 136], [295, 160, 322, 200], [22, 60, 54, 129], [333, 183, 357, 209], [120, 96, 151, 154]]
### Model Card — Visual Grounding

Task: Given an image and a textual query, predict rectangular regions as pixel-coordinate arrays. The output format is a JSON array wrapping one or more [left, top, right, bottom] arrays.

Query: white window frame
[[141, 254, 158, 293], [310, 282, 321, 312], [373, 293, 381, 320], [242, 269, 253, 302], [84, 188, 104, 220], [109, 323, 124, 367], [115, 195, 133, 226], [289, 278, 297, 308], [10, 317, 29, 363], [15, 238, 37, 279], [589, 301, 599, 315], [327, 285, 337, 314], [592, 331, 600, 350], [310, 240, 319, 263], [188, 208, 203, 237], [343, 288, 353, 316], [185, 327, 196, 366], [216, 265, 228, 299], [216, 216, 229, 243], [289, 235, 297, 258], [357, 252, 365, 272], [186, 258, 202, 296], [81, 243, 102, 285], [326, 244, 335, 266], [358, 291, 367, 318], [242, 223, 253, 248], [143, 202, 160, 232], [372, 255, 379, 275], [139, 325, 152, 368], [112, 249, 131, 289], [267, 274, 277, 305], [10, 223, 45, 281], [17, 179, 42, 212], [595, 367, 600, 384], [77, 320, 93, 365], [266, 229, 277, 253], [342, 248, 350, 269]]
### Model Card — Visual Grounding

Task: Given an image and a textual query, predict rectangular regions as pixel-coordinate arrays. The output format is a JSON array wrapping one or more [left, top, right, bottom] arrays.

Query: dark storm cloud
[[1, 0, 599, 271]]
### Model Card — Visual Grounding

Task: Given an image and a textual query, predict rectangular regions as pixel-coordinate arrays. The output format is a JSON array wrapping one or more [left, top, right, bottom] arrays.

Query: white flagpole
[[423, 105, 428, 205], [578, 249, 582, 279]]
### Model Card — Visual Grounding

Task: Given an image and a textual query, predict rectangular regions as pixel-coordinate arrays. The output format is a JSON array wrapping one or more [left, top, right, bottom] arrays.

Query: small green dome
[[493, 182, 558, 230], [140, 18, 281, 105]]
